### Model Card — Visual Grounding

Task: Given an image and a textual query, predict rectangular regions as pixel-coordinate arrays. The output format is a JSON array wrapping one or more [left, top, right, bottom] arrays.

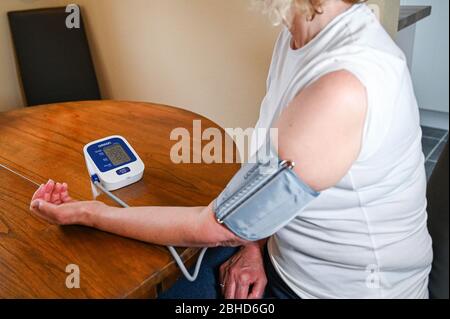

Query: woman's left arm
[[89, 203, 245, 247], [30, 188, 245, 248]]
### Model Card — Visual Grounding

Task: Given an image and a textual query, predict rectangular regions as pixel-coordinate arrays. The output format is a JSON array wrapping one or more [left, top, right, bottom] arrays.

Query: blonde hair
[[254, 0, 366, 25]]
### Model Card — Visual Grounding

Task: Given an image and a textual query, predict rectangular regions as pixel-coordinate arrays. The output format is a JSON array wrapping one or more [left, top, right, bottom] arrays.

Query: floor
[[421, 126, 449, 180]]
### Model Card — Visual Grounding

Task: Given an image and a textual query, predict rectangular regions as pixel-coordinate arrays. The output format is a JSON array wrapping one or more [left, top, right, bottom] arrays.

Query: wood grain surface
[[0, 101, 239, 298]]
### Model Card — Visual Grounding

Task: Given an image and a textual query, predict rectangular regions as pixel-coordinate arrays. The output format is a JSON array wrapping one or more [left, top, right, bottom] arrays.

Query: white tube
[[94, 181, 207, 282]]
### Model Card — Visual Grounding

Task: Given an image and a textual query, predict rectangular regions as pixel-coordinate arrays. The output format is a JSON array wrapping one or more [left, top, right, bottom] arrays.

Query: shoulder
[[306, 70, 367, 107], [274, 70, 368, 191], [284, 70, 368, 129]]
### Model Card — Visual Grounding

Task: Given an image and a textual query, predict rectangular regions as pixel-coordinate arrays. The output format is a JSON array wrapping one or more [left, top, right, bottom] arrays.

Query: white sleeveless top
[[252, 4, 433, 299]]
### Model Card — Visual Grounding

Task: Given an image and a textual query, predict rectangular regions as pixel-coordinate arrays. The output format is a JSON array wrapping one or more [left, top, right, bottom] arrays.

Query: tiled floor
[[421, 126, 449, 180]]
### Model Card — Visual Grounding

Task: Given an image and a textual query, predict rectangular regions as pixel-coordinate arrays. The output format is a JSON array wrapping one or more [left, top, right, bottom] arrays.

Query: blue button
[[116, 167, 131, 176]]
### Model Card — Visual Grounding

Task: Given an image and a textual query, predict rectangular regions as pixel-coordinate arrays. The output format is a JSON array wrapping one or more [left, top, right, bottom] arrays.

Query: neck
[[289, 0, 353, 50]]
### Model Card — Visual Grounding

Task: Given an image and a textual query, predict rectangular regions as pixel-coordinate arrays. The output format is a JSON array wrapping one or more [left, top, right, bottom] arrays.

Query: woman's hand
[[31, 179, 74, 205], [30, 199, 103, 226], [30, 180, 104, 226], [219, 243, 268, 299]]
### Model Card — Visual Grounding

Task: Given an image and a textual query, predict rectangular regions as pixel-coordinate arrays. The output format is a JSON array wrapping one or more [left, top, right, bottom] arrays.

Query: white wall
[[400, 0, 449, 115]]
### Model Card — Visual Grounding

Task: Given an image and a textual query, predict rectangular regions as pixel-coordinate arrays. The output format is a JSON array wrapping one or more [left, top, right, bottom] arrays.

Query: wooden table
[[0, 101, 239, 298]]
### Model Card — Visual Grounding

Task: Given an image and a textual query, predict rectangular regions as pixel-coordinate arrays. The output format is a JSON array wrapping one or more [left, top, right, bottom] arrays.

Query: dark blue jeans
[[159, 246, 300, 299]]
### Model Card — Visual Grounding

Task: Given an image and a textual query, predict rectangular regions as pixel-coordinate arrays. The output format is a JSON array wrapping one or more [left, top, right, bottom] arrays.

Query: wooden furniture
[[0, 101, 239, 298]]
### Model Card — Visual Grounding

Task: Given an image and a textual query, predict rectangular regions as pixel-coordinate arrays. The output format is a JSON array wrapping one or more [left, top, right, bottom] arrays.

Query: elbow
[[206, 221, 250, 248], [211, 233, 250, 248], [213, 230, 250, 248], [196, 205, 249, 248]]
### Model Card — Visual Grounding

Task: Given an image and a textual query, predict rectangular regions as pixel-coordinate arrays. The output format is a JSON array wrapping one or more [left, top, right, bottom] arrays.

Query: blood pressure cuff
[[214, 150, 320, 241]]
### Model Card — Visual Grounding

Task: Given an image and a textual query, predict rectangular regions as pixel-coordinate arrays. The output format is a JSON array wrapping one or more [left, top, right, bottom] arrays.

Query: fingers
[[248, 278, 268, 299], [51, 183, 63, 204], [37, 180, 73, 204], [223, 279, 236, 300], [31, 184, 45, 201], [60, 183, 74, 203], [223, 269, 252, 299], [43, 180, 55, 202], [234, 273, 251, 299], [235, 282, 250, 299], [220, 252, 254, 299]]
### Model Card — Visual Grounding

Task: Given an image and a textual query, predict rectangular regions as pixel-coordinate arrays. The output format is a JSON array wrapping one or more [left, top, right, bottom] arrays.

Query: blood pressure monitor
[[83, 136, 145, 191]]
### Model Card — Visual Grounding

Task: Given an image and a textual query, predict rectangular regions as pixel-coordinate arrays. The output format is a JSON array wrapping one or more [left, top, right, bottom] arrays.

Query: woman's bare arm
[[275, 70, 368, 191], [88, 202, 245, 248], [30, 195, 246, 248]]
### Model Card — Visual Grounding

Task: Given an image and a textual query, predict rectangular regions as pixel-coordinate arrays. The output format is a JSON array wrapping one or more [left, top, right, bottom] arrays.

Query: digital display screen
[[103, 144, 131, 166]]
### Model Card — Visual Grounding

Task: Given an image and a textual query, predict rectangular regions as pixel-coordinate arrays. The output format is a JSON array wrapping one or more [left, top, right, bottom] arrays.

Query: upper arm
[[274, 70, 368, 192]]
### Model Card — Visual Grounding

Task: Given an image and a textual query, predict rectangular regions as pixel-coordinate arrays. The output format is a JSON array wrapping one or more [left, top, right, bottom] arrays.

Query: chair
[[427, 141, 449, 299], [8, 6, 101, 106]]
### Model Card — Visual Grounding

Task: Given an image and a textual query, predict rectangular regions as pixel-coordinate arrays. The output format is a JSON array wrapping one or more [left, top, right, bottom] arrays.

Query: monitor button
[[116, 167, 131, 175]]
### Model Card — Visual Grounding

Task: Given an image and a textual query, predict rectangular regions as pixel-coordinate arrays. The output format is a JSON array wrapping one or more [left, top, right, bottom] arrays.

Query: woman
[[30, 0, 433, 299]]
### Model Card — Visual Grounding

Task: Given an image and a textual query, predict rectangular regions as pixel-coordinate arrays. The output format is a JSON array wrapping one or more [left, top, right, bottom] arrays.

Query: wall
[[1, 0, 401, 129], [368, 0, 401, 37], [400, 0, 449, 115]]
